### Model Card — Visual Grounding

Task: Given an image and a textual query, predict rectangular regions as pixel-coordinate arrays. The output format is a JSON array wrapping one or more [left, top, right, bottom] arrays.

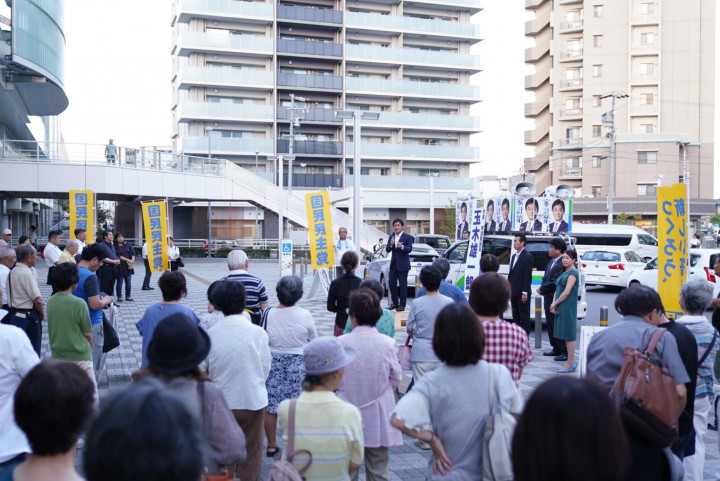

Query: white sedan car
[[627, 249, 720, 298], [581, 249, 647, 288], [364, 243, 440, 296]]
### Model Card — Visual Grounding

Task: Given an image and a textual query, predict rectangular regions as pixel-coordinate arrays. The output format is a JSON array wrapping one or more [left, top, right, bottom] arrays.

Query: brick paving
[[31, 258, 720, 480]]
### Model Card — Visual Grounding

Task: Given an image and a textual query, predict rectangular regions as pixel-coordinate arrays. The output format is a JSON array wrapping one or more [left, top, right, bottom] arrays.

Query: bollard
[[292, 260, 297, 277], [600, 306, 609, 327], [534, 296, 542, 349]]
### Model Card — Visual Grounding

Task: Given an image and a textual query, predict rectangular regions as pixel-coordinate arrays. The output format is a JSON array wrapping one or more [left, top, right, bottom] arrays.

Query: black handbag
[[102, 312, 120, 353], [178, 257, 185, 268]]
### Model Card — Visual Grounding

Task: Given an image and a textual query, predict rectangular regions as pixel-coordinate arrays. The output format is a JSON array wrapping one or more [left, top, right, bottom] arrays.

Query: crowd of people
[[2, 226, 720, 481]]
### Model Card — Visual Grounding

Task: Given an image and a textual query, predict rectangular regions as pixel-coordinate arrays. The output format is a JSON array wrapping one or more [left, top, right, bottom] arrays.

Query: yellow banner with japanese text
[[657, 183, 688, 319], [305, 191, 334, 269], [69, 190, 95, 244], [142, 201, 169, 273]]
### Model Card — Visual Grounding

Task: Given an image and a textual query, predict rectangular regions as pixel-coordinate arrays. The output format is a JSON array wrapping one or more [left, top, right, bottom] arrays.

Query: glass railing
[[348, 175, 475, 189], [346, 77, 479, 98], [176, 0, 273, 19], [347, 12, 480, 37], [277, 140, 343, 155], [347, 142, 477, 159], [181, 136, 275, 153], [346, 44, 480, 69], [368, 111, 479, 129], [179, 102, 274, 120], [412, 0, 484, 9], [177, 31, 273, 53], [278, 38, 342, 57], [277, 72, 342, 89], [277, 4, 342, 24], [177, 66, 273, 87], [277, 107, 340, 122]]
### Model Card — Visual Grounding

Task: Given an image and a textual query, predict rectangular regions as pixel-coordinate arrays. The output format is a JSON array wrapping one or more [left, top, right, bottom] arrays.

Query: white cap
[[2, 229, 11, 235]]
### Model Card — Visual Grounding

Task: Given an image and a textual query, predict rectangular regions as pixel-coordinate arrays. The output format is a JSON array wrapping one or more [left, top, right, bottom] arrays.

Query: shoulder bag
[[397, 336, 412, 371], [482, 364, 516, 481], [610, 328, 681, 448], [261, 307, 273, 330], [268, 399, 313, 481], [2, 268, 40, 328]]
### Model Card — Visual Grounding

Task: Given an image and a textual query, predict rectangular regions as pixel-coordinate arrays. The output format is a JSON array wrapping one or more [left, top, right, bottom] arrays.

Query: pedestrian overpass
[[0, 141, 384, 251]]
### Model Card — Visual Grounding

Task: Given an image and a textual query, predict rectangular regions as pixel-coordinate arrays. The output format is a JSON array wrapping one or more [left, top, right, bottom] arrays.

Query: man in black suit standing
[[547, 199, 569, 233], [485, 199, 496, 232], [386, 218, 414, 312], [497, 198, 511, 232], [508, 234, 533, 333], [519, 198, 543, 232], [536, 237, 567, 360]]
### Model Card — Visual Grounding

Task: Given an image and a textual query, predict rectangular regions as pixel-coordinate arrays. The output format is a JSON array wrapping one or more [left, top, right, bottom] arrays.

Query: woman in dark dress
[[327, 251, 361, 336], [113, 232, 135, 302], [549, 249, 579, 373]]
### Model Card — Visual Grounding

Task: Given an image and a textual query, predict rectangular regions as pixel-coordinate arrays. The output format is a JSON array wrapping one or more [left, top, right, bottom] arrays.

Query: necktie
[[510, 254, 517, 271]]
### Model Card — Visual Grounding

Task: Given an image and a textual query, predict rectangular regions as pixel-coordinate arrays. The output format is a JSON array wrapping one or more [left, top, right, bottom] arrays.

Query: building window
[[592, 156, 602, 167], [592, 186, 602, 197], [593, 5, 603, 17], [638, 151, 657, 164], [566, 157, 581, 168], [639, 93, 654, 105], [593, 95, 602, 107], [640, 32, 655, 45], [640, 2, 655, 14], [593, 35, 603, 47], [640, 62, 655, 75], [637, 183, 657, 196], [593, 65, 603, 77], [640, 123, 654, 133], [592, 125, 602, 137]]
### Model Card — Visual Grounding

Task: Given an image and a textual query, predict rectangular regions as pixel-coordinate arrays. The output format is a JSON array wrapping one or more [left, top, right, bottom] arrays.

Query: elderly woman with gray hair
[[262, 275, 318, 458], [677, 279, 720, 481]]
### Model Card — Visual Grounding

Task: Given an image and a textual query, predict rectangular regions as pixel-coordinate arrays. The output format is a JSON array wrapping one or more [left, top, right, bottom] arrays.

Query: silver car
[[364, 243, 440, 296]]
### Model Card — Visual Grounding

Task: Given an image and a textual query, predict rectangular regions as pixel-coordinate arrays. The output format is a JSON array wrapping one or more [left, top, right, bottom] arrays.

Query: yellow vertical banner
[[657, 183, 688, 319], [69, 190, 95, 243], [305, 191, 334, 269], [142, 201, 169, 273]]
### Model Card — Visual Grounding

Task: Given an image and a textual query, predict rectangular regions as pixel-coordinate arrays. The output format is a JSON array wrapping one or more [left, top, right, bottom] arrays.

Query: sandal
[[266, 447, 281, 458]]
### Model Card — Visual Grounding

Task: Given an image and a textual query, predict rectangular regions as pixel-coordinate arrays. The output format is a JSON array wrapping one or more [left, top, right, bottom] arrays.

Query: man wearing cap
[[204, 280, 270, 481], [278, 337, 363, 480], [0, 229, 11, 247]]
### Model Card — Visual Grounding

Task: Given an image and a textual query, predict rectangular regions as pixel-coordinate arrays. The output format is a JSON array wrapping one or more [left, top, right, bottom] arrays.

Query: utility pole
[[679, 141, 690, 276], [287, 93, 306, 194], [601, 92, 628, 225]]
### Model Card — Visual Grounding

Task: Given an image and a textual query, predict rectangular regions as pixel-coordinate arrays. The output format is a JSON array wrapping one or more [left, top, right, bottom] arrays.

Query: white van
[[443, 234, 588, 321], [570, 224, 658, 261]]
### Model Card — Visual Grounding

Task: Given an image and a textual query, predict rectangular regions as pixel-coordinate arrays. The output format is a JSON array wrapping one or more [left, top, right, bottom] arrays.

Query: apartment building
[[524, 0, 715, 224], [171, 0, 482, 236]]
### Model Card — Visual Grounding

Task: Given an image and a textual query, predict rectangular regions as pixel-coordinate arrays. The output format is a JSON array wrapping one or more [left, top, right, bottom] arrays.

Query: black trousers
[[510, 295, 531, 333], [142, 258, 152, 288], [543, 294, 566, 353], [47, 265, 58, 295], [98, 264, 117, 296], [389, 268, 409, 308]]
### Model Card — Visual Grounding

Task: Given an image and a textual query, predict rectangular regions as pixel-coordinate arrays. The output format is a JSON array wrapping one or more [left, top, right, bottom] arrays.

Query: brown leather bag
[[610, 328, 681, 448]]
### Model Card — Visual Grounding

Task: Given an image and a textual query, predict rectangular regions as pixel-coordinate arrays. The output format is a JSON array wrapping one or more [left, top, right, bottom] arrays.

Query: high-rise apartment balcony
[[630, 73, 659, 85], [277, 107, 340, 123], [277, 140, 343, 155], [346, 77, 480, 100], [177, 102, 274, 122], [175, 31, 273, 56], [348, 175, 476, 190], [176, 66, 273, 89], [277, 4, 342, 24], [525, 43, 549, 63], [174, 0, 272, 24], [559, 166, 582, 179], [525, 0, 548, 8], [632, 43, 659, 54], [558, 78, 583, 90], [558, 108, 583, 120], [554, 137, 583, 149], [179, 136, 274, 154], [278, 39, 342, 57], [277, 72, 342, 90], [525, 14, 550, 36], [346, 45, 481, 70], [630, 104, 658, 115], [371, 112, 480, 130], [410, 0, 484, 13], [346, 143, 477, 160], [346, 12, 481, 39], [556, 49, 583, 62], [631, 12, 659, 25], [557, 20, 583, 33]]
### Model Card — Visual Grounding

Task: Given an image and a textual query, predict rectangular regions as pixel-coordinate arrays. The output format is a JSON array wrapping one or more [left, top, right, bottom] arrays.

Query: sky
[[6, 1, 717, 191]]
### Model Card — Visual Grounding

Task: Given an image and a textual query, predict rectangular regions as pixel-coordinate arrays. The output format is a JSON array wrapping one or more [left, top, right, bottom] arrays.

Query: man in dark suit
[[507, 234, 533, 333], [485, 199, 496, 232], [456, 202, 469, 240], [536, 237, 567, 360], [497, 198, 511, 232], [547, 199, 569, 233], [519, 198, 543, 232], [386, 218, 414, 312]]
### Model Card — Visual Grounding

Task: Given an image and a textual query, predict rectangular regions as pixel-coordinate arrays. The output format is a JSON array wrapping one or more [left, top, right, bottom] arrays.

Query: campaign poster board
[[69, 190, 95, 243], [455, 196, 473, 242], [305, 191, 334, 269], [513, 197, 544, 232], [141, 201, 169, 273], [657, 183, 688, 319], [539, 197, 572, 233], [463, 200, 487, 290]]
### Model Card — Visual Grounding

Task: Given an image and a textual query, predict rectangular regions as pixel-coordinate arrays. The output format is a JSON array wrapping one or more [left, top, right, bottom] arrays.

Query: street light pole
[[255, 150, 260, 241], [426, 172, 438, 234], [206, 129, 213, 258]]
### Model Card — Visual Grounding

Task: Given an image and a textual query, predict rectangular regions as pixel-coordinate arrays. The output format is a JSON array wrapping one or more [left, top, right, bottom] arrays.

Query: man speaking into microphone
[[386, 218, 414, 311]]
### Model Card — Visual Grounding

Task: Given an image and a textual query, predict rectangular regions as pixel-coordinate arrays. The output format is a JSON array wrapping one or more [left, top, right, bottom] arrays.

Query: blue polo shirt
[[72, 266, 103, 325]]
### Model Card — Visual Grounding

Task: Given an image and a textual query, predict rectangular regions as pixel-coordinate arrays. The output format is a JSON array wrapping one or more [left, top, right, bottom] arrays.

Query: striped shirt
[[278, 391, 363, 481], [224, 270, 269, 314], [677, 315, 720, 399]]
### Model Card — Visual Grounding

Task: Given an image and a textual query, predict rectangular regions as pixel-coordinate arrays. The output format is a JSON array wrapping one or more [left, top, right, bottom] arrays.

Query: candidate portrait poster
[[455, 196, 472, 242], [482, 194, 512, 233]]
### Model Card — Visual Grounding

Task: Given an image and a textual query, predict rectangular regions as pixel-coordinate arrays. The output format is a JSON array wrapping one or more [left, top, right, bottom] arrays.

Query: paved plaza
[[30, 258, 720, 480]]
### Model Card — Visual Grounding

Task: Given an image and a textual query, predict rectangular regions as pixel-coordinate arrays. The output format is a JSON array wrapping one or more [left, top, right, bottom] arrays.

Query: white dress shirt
[[0, 264, 9, 305], [77, 240, 87, 256], [44, 243, 61, 267], [335, 238, 356, 265], [205, 314, 271, 410], [142, 242, 148, 259]]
